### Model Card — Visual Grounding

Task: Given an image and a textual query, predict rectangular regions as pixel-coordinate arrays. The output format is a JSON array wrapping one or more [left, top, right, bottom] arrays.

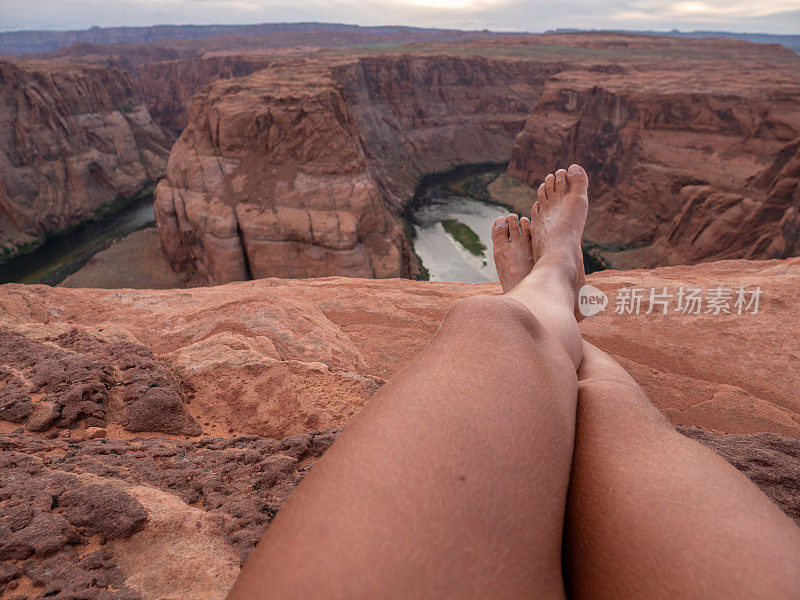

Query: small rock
[[0, 562, 21, 585], [60, 483, 148, 541], [84, 427, 107, 439], [25, 401, 61, 432]]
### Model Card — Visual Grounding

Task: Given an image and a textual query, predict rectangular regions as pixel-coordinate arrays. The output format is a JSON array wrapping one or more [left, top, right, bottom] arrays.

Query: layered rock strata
[[154, 55, 558, 283], [0, 59, 171, 261], [508, 67, 800, 268]]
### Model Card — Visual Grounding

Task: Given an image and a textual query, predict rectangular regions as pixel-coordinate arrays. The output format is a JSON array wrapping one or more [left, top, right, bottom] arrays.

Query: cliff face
[[153, 36, 800, 282], [664, 138, 800, 263], [0, 59, 171, 260], [1, 258, 799, 598], [507, 69, 800, 268], [335, 56, 559, 208], [136, 55, 275, 131], [154, 54, 556, 283]]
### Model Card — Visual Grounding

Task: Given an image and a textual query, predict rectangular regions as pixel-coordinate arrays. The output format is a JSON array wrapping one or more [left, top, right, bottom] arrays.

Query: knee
[[444, 294, 546, 342]]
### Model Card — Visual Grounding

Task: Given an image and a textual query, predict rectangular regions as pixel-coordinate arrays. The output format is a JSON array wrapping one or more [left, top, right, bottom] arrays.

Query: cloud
[[1, 0, 798, 34], [621, 0, 800, 19]]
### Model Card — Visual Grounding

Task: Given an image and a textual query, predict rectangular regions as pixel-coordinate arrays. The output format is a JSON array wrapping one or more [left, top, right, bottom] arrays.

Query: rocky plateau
[[2, 257, 800, 598]]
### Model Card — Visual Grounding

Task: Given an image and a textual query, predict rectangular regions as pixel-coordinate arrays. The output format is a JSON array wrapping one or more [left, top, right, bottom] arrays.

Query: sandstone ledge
[[2, 257, 798, 440], [1, 257, 799, 598]]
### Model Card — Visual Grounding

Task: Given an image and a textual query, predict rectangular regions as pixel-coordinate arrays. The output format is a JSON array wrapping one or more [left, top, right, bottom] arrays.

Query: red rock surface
[[2, 257, 799, 598], [4, 257, 798, 439], [0, 59, 171, 261]]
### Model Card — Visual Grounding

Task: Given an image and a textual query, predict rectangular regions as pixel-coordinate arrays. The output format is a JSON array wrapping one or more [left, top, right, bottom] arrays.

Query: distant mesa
[[0, 22, 512, 55]]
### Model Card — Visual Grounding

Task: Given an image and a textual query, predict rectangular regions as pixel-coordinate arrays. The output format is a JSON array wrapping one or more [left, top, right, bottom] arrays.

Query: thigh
[[229, 295, 579, 600]]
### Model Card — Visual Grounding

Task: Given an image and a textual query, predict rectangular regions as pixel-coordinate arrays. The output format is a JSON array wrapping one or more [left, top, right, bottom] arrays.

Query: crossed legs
[[228, 191, 586, 598], [228, 165, 800, 600]]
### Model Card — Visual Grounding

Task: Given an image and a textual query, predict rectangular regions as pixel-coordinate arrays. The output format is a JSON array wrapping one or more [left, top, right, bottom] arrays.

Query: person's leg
[[496, 166, 589, 368], [566, 341, 800, 599], [227, 165, 591, 600]]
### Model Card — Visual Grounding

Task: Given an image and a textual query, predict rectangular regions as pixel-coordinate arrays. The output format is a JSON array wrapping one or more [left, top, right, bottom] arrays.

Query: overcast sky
[[2, 0, 799, 34]]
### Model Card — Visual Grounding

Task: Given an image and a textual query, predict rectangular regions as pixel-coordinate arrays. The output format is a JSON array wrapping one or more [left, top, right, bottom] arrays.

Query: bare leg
[[227, 165, 591, 600], [491, 180, 800, 597], [495, 166, 589, 368], [566, 341, 800, 599]]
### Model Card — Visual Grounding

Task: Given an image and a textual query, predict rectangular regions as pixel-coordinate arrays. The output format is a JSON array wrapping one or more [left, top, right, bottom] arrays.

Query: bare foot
[[530, 164, 589, 305], [491, 213, 534, 292], [499, 164, 589, 368]]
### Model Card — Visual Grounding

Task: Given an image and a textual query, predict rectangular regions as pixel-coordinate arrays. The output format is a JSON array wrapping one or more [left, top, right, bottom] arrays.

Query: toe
[[567, 164, 589, 196], [554, 169, 567, 196], [519, 216, 531, 242], [544, 173, 555, 199], [537, 184, 546, 205], [506, 213, 520, 241], [491, 216, 509, 248], [531, 200, 540, 220]]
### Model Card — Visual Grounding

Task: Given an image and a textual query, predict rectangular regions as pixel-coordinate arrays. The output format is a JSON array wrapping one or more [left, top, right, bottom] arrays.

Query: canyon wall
[[153, 37, 800, 282], [0, 59, 171, 261], [508, 68, 800, 268], [335, 56, 560, 208], [154, 55, 557, 283], [136, 55, 275, 131]]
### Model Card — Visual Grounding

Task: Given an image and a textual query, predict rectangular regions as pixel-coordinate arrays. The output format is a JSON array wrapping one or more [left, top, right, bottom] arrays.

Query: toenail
[[568, 164, 582, 174], [494, 217, 507, 228]]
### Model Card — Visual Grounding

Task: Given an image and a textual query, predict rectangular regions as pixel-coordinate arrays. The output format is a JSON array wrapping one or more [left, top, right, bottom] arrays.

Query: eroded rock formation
[[154, 54, 557, 283], [508, 64, 800, 268], [1, 257, 800, 598], [5, 257, 798, 439], [153, 35, 800, 282], [0, 59, 171, 261]]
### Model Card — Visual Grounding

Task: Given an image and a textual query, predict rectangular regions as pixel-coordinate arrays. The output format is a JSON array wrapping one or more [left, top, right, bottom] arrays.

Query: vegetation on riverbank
[[442, 219, 486, 256], [91, 183, 157, 220], [446, 166, 507, 206], [0, 184, 158, 268]]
